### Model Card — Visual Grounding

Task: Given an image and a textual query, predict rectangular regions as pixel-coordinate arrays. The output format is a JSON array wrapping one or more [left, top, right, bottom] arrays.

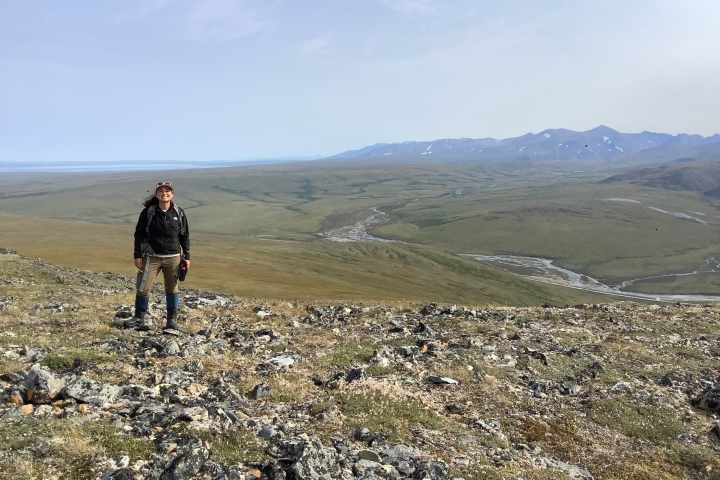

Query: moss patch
[[588, 396, 683, 444]]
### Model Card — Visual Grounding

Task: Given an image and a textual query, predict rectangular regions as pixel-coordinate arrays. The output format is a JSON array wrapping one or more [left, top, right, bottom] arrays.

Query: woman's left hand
[[185, 260, 191, 269]]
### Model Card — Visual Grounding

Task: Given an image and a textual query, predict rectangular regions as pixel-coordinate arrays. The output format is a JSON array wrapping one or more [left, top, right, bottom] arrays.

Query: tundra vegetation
[[0, 251, 718, 479], [2, 157, 720, 302], [1, 156, 720, 478]]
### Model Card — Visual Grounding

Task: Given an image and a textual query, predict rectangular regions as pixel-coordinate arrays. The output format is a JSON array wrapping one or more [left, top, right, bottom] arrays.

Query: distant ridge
[[328, 126, 720, 161]]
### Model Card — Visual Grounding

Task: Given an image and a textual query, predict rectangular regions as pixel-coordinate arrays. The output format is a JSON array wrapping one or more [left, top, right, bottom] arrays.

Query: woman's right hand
[[135, 258, 143, 269]]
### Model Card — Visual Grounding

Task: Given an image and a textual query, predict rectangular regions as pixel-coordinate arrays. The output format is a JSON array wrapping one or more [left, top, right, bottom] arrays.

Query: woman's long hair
[[142, 195, 159, 208]]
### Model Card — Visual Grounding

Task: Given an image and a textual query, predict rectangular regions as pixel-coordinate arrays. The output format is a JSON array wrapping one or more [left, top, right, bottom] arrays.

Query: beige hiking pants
[[136, 255, 181, 297]]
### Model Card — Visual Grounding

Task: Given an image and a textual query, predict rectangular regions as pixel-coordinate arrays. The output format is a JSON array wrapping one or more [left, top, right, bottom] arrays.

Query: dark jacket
[[133, 203, 190, 260]]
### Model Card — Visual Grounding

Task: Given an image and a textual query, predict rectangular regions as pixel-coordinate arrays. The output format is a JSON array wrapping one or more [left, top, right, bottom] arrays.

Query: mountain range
[[329, 126, 720, 162]]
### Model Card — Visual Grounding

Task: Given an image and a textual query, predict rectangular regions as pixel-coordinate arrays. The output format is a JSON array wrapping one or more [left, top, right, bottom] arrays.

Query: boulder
[[100, 468, 133, 480], [63, 377, 123, 406], [252, 382, 272, 400], [288, 435, 347, 480], [692, 386, 720, 412], [162, 445, 209, 480], [415, 460, 449, 480], [25, 365, 73, 404], [380, 444, 420, 476], [533, 457, 593, 479]]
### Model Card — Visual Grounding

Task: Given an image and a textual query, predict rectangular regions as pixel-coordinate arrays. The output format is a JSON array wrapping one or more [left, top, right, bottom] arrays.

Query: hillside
[[329, 127, 720, 162], [4, 156, 720, 299], [600, 161, 720, 197], [1, 250, 719, 479]]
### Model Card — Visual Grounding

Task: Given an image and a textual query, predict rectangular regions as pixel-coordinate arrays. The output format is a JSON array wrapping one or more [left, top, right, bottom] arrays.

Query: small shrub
[[337, 390, 444, 442], [520, 415, 578, 444], [194, 429, 269, 465], [0, 418, 155, 479], [665, 446, 720, 478], [589, 396, 683, 444], [41, 350, 115, 371], [449, 466, 502, 480], [322, 341, 375, 367], [366, 364, 395, 376]]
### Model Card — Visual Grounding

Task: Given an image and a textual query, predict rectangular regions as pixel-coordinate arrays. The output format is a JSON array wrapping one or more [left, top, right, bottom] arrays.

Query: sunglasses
[[156, 182, 172, 188]]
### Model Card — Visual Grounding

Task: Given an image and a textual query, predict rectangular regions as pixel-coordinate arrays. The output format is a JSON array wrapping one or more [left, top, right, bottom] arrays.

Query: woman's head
[[143, 182, 174, 207], [156, 185, 174, 203]]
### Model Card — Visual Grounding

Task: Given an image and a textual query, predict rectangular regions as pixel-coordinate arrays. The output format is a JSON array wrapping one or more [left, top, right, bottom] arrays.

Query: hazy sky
[[2, 0, 719, 162]]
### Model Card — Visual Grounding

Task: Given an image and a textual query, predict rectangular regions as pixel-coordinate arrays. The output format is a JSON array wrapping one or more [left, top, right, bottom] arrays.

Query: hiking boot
[[123, 295, 150, 329], [163, 293, 181, 331], [164, 309, 179, 331], [122, 318, 142, 329]]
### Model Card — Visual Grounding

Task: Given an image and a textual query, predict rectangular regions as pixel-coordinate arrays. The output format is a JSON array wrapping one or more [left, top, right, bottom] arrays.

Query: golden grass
[[0, 213, 612, 305]]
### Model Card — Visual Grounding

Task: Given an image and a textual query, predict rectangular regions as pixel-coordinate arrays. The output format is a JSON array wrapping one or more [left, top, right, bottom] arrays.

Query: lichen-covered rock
[[25, 364, 73, 404], [100, 467, 133, 480], [288, 435, 350, 480], [162, 445, 209, 480], [692, 386, 720, 412], [533, 457, 594, 480], [414, 460, 449, 480], [252, 381, 272, 400], [380, 444, 420, 476], [154, 430, 209, 480], [63, 376, 123, 406]]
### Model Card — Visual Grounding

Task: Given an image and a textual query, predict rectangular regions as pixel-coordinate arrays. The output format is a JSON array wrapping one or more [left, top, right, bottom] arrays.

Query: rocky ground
[[0, 248, 719, 480]]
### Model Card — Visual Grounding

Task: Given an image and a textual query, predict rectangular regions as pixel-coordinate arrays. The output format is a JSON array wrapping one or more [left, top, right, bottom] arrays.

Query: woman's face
[[156, 186, 174, 203]]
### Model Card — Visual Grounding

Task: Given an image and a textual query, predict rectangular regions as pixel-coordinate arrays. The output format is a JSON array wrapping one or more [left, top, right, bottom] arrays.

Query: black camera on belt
[[178, 258, 188, 281]]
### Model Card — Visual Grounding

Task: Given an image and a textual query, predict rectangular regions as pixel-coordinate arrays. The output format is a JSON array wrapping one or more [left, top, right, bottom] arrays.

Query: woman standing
[[124, 182, 190, 331]]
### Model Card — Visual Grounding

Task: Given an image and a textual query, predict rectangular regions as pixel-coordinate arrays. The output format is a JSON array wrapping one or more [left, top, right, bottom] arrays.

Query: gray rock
[[345, 367, 365, 383], [352, 459, 387, 478], [252, 382, 272, 400], [100, 468, 133, 480], [63, 377, 123, 406], [0, 370, 26, 383], [268, 355, 295, 368], [184, 294, 229, 309], [415, 460, 449, 480], [132, 402, 183, 427], [355, 427, 374, 442], [185, 360, 204, 373], [427, 376, 458, 385], [395, 346, 417, 358], [692, 386, 720, 412], [530, 381, 547, 397], [357, 450, 381, 462], [289, 435, 344, 480], [162, 341, 180, 356], [25, 365, 73, 404], [162, 446, 209, 480], [380, 444, 420, 475], [154, 430, 210, 480], [710, 421, 720, 445], [162, 369, 191, 386], [0, 407, 23, 420], [446, 404, 464, 415], [533, 457, 593, 479], [524, 347, 548, 365], [420, 303, 438, 315], [260, 424, 280, 440]]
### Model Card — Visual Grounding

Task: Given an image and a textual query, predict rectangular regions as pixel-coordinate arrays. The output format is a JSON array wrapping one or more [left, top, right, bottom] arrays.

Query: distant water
[[0, 158, 321, 173], [465, 254, 720, 303]]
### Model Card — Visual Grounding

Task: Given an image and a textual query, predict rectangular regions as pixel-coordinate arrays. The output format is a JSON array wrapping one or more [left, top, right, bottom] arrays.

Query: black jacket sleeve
[[133, 208, 148, 259], [179, 210, 190, 260]]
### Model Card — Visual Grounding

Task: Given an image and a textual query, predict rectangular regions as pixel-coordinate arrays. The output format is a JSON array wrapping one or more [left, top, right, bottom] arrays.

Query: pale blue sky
[[2, 0, 719, 162]]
